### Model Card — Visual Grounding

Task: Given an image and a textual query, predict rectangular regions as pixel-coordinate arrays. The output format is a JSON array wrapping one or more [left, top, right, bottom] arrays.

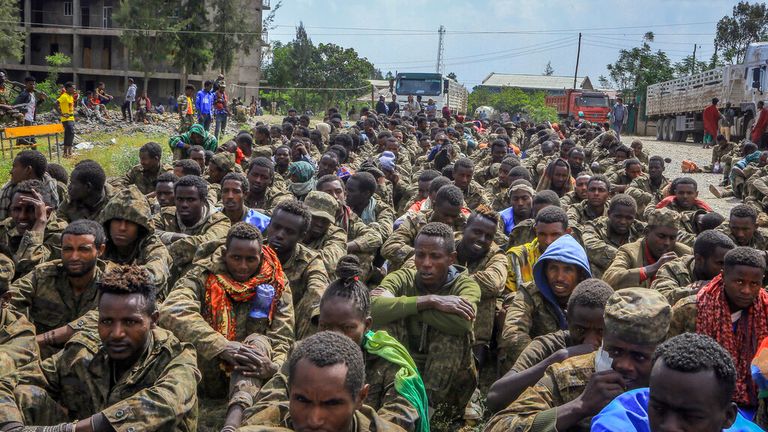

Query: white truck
[[394, 72, 469, 116], [646, 42, 768, 142]]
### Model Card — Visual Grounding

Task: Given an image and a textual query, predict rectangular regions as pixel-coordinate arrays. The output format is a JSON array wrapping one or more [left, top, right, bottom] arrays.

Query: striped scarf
[[204, 245, 285, 340], [696, 274, 768, 406]]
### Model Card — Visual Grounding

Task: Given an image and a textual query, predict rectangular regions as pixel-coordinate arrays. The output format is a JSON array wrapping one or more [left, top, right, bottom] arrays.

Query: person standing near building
[[54, 82, 76, 158], [611, 97, 626, 139], [121, 77, 136, 122], [196, 80, 214, 132], [177, 84, 195, 133], [722, 101, 736, 142], [703, 98, 723, 149], [213, 83, 229, 140]]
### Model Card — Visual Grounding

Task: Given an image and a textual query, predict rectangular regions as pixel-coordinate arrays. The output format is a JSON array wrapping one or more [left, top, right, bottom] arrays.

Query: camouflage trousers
[[198, 333, 272, 408], [178, 114, 195, 134], [12, 384, 71, 424]]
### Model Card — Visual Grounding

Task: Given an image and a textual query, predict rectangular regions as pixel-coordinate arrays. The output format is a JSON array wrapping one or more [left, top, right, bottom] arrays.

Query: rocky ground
[[627, 134, 740, 216]]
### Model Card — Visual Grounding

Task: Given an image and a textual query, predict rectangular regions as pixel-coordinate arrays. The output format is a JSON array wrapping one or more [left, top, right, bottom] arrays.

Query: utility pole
[[573, 32, 582, 89], [436, 25, 445, 75], [692, 44, 697, 75]]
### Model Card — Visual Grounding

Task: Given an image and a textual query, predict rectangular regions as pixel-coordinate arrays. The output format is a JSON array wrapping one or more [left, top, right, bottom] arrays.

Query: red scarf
[[203, 245, 286, 340], [696, 274, 768, 406], [656, 195, 713, 212]]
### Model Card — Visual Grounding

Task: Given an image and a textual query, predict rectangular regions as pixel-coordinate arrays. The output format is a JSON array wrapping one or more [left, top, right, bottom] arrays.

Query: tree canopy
[[605, 32, 674, 99], [0, 0, 24, 62], [715, 1, 768, 64], [468, 86, 558, 122]]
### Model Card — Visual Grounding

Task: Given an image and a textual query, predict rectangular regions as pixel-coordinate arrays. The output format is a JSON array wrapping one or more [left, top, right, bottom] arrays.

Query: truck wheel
[[692, 132, 704, 143], [666, 119, 676, 142], [672, 130, 685, 142], [660, 118, 668, 141], [655, 119, 664, 140]]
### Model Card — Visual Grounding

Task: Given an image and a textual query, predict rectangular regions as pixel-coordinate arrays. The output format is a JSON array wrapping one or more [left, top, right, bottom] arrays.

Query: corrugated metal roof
[[481, 73, 591, 90]]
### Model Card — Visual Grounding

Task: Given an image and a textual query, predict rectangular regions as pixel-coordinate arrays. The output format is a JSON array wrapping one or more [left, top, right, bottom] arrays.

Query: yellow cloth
[[185, 96, 194, 115], [57, 92, 74, 122], [505, 238, 541, 292]]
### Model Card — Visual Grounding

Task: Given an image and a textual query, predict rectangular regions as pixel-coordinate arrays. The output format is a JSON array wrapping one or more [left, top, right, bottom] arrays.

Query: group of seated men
[[0, 106, 768, 432]]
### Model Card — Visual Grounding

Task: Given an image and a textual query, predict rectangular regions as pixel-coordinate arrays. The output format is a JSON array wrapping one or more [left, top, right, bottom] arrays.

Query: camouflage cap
[[646, 207, 681, 229], [604, 288, 671, 345], [304, 190, 338, 223], [209, 152, 236, 173]]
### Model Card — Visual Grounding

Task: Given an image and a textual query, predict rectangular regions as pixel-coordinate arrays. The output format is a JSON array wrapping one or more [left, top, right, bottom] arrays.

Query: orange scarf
[[696, 274, 768, 406], [204, 245, 286, 340]]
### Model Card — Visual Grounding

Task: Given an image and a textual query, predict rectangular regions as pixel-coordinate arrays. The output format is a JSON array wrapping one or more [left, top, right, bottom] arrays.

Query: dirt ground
[[625, 134, 740, 216]]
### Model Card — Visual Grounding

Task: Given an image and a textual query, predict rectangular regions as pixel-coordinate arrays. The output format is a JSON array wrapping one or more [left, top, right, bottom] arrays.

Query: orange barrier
[[0, 123, 62, 162]]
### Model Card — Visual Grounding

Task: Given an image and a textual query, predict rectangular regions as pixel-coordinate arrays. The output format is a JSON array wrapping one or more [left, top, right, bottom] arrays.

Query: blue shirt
[[591, 388, 762, 432], [195, 89, 214, 115]]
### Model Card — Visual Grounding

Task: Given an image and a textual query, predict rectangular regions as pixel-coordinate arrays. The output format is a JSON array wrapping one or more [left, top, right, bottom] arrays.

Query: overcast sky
[[269, 0, 736, 89]]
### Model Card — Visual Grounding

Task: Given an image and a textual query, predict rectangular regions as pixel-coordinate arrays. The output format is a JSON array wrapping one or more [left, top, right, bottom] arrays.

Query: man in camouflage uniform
[[0, 265, 200, 431], [240, 331, 407, 432], [0, 280, 38, 378], [98, 186, 172, 298], [0, 179, 67, 279], [0, 150, 65, 221], [603, 208, 692, 289], [486, 156, 520, 211], [485, 288, 671, 432], [566, 175, 611, 241], [560, 173, 590, 207], [582, 194, 645, 279], [244, 157, 293, 216], [372, 222, 481, 422], [58, 161, 115, 223], [382, 185, 467, 270], [177, 84, 196, 133], [607, 158, 644, 194], [453, 157, 492, 209], [717, 204, 768, 251], [267, 200, 329, 339], [625, 156, 670, 219], [346, 172, 396, 250], [302, 191, 348, 274], [154, 175, 230, 276], [704, 134, 734, 173], [160, 223, 293, 428], [7, 220, 109, 347], [114, 142, 173, 195], [650, 230, 735, 305]]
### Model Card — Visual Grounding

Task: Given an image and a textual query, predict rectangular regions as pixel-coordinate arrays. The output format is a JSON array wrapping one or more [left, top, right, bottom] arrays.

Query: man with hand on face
[[161, 223, 294, 429], [0, 179, 67, 279], [154, 175, 230, 276], [591, 333, 762, 432], [240, 331, 406, 432], [371, 222, 481, 423], [604, 208, 692, 289], [0, 265, 200, 431], [582, 194, 645, 279], [651, 230, 735, 305], [487, 279, 614, 413], [7, 220, 108, 355], [486, 288, 671, 432], [267, 200, 329, 339]]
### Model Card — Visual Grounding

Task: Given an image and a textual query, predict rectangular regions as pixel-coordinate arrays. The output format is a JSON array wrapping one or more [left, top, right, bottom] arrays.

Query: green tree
[[173, 0, 213, 86], [447, 72, 458, 80], [673, 54, 708, 77], [468, 86, 493, 112], [114, 0, 182, 89], [543, 61, 554, 76], [598, 75, 611, 88], [606, 32, 674, 99], [36, 53, 72, 110], [715, 1, 768, 64], [0, 0, 23, 62], [211, 0, 261, 74]]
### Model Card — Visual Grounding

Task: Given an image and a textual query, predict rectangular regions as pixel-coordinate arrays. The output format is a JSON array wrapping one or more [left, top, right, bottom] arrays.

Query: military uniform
[[154, 205, 231, 271], [485, 177, 510, 212], [507, 218, 536, 249], [160, 246, 294, 404], [559, 190, 583, 207], [177, 94, 195, 133], [624, 174, 669, 219], [511, 329, 571, 373], [8, 259, 109, 334], [361, 197, 396, 246], [461, 180, 492, 210], [244, 184, 293, 216], [0, 328, 200, 431], [381, 209, 467, 271], [58, 184, 115, 223], [98, 186, 173, 298], [0, 173, 66, 221], [115, 163, 174, 195], [581, 217, 645, 279], [602, 238, 692, 289], [371, 266, 480, 420], [0, 307, 38, 378], [717, 222, 768, 249], [280, 243, 329, 339], [566, 202, 607, 231], [0, 212, 67, 279], [461, 246, 507, 347], [650, 255, 701, 305], [241, 402, 406, 432]]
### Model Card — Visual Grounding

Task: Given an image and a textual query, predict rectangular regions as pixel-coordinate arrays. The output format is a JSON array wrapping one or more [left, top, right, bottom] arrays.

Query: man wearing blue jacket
[[195, 80, 214, 132]]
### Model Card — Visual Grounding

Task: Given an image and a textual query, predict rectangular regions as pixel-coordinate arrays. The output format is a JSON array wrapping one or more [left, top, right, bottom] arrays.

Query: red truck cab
[[546, 90, 611, 123]]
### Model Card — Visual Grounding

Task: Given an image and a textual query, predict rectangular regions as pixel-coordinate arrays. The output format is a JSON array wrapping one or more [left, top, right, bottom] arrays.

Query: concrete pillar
[[72, 0, 81, 83], [24, 0, 31, 68]]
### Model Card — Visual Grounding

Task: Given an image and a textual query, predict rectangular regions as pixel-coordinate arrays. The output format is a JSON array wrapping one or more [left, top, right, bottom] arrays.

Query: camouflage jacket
[[650, 255, 699, 305], [507, 218, 536, 249], [301, 224, 348, 281], [8, 259, 109, 334], [511, 329, 571, 373], [717, 222, 768, 250], [484, 351, 597, 432], [115, 163, 174, 195], [712, 142, 735, 165], [566, 201, 607, 230], [154, 205, 231, 268], [461, 179, 492, 210], [602, 238, 692, 289], [559, 191, 583, 208], [0, 212, 67, 279], [362, 197, 396, 246], [280, 243, 329, 339], [459, 246, 508, 345], [381, 209, 467, 270], [581, 217, 646, 279], [244, 184, 293, 216], [241, 403, 406, 432], [500, 281, 564, 365], [0, 174, 66, 221], [339, 208, 382, 254], [0, 307, 38, 378], [485, 177, 510, 212], [58, 184, 115, 222], [0, 328, 200, 431], [625, 175, 670, 219]]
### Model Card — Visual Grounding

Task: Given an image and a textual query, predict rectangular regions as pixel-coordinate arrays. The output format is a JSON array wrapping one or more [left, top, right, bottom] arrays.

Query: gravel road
[[624, 134, 740, 216]]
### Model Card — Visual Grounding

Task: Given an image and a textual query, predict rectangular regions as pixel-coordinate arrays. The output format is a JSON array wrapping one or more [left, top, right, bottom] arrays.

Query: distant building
[[480, 73, 594, 95], [1, 0, 270, 102]]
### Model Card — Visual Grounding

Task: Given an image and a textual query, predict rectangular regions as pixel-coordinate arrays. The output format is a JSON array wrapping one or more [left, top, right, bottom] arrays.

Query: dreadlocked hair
[[98, 264, 157, 314], [320, 255, 370, 319]]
